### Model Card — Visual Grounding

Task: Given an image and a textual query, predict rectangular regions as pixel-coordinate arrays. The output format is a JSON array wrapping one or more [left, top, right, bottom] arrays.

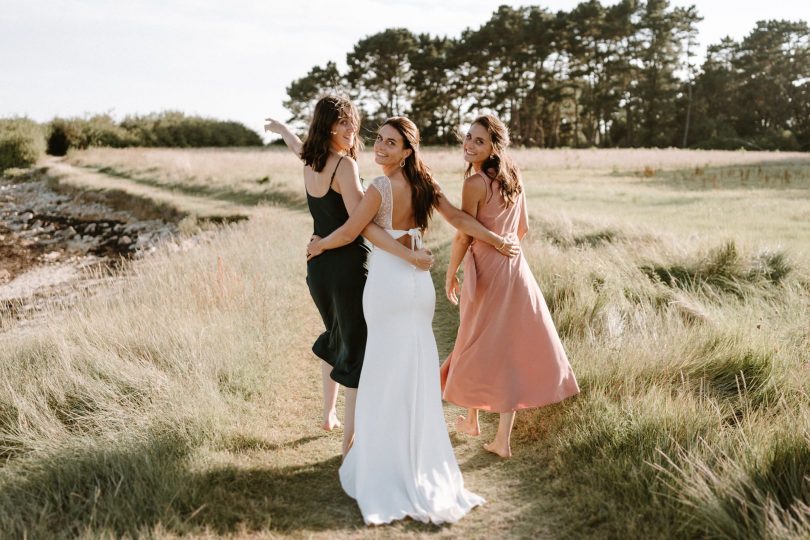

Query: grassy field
[[1, 147, 808, 539]]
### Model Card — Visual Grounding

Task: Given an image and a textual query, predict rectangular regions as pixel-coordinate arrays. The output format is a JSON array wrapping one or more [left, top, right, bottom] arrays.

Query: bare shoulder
[[336, 154, 358, 174], [333, 154, 360, 183], [462, 171, 488, 195]]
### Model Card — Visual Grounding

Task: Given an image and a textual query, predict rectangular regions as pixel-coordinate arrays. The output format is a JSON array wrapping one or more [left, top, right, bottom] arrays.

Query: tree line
[[284, 1, 810, 151]]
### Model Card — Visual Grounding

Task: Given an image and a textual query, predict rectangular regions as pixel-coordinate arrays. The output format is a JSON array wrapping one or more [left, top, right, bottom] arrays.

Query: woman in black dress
[[265, 96, 433, 455]]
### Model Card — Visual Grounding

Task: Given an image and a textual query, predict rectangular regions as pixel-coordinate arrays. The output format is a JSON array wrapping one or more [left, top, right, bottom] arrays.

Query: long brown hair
[[382, 116, 439, 231], [465, 114, 522, 206], [300, 95, 361, 172]]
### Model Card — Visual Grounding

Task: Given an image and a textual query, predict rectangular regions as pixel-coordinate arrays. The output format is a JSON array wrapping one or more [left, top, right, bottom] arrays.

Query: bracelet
[[497, 237, 506, 251]]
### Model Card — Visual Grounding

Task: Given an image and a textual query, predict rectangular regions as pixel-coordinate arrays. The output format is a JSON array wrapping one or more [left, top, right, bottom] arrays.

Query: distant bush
[[47, 115, 135, 156], [0, 118, 46, 171], [45, 112, 262, 155], [121, 112, 262, 148]]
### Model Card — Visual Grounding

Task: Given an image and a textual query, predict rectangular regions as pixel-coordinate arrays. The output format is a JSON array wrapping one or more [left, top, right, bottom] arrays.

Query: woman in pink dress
[[440, 114, 580, 458]]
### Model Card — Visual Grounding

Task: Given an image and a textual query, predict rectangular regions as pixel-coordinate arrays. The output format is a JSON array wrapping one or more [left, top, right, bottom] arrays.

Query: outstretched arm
[[264, 117, 303, 156], [434, 182, 519, 257]]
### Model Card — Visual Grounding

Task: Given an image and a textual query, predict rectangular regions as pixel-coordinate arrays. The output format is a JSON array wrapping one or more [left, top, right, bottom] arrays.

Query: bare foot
[[322, 410, 341, 431], [483, 440, 512, 458], [455, 415, 481, 436]]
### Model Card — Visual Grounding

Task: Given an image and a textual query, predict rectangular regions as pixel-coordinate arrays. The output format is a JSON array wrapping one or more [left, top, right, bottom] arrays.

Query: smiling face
[[463, 122, 494, 167], [330, 114, 357, 153], [374, 124, 412, 168]]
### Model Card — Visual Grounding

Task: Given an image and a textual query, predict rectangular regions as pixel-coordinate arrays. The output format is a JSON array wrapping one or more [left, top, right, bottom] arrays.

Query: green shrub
[[120, 111, 262, 148], [0, 118, 46, 171], [45, 112, 262, 154], [46, 115, 136, 155]]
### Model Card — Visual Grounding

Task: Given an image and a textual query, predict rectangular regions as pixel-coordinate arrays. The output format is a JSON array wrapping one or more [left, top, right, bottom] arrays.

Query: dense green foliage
[[0, 118, 46, 171], [286, 1, 810, 150], [45, 112, 262, 156]]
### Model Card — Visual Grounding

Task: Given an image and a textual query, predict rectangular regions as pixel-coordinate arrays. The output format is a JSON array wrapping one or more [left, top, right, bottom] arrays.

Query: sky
[[1, 0, 808, 140]]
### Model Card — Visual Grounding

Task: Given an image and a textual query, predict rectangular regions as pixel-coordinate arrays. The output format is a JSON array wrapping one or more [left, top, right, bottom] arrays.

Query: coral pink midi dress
[[440, 175, 580, 412]]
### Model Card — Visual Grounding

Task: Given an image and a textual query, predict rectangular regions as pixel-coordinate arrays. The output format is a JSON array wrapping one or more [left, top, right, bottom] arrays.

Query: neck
[[329, 142, 345, 155], [471, 161, 484, 172], [381, 163, 399, 177]]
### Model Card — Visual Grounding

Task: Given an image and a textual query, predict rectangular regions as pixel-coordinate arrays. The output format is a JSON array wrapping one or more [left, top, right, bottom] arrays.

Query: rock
[[61, 226, 78, 238], [117, 235, 132, 246], [20, 211, 34, 221], [113, 224, 124, 233], [84, 223, 97, 234]]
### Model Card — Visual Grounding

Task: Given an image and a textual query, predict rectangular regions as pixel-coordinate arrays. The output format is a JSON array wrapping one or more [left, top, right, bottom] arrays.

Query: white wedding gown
[[339, 176, 484, 525]]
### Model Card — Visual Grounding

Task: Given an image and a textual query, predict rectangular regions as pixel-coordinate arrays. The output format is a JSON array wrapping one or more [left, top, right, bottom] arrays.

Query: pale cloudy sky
[[1, 0, 807, 139]]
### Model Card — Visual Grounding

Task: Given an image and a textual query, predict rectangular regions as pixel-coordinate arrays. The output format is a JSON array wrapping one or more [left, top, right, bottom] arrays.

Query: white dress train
[[339, 175, 484, 525]]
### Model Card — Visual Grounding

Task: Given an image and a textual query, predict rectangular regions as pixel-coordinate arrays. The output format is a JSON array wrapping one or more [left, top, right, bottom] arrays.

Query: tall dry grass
[[1, 147, 807, 538]]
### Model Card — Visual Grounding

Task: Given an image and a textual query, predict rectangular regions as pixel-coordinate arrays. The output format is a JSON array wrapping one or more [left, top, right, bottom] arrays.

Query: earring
[[330, 131, 337, 134], [399, 159, 406, 168]]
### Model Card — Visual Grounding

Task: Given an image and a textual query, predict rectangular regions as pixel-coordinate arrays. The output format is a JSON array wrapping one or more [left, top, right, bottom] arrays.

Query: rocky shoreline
[[0, 169, 180, 324]]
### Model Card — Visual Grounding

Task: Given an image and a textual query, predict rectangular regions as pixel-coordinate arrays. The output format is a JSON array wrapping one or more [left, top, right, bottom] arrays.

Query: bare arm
[[434, 181, 519, 257], [360, 223, 433, 271], [308, 168, 433, 270], [264, 117, 303, 156], [445, 176, 485, 305]]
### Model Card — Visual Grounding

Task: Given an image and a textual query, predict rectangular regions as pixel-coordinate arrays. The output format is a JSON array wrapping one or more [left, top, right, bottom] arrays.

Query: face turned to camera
[[374, 124, 410, 167], [330, 114, 357, 153], [464, 122, 493, 166]]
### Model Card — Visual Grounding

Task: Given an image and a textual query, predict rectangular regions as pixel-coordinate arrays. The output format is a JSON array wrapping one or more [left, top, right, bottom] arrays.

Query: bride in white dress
[[307, 117, 517, 525]]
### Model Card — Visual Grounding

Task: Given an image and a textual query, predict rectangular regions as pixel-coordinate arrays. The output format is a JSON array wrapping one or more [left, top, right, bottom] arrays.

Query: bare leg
[[455, 407, 481, 436], [342, 388, 357, 458], [484, 411, 516, 458], [321, 361, 340, 431]]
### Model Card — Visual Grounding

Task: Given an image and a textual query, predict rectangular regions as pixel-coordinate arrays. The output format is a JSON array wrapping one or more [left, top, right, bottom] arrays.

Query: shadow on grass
[[0, 429, 455, 538], [219, 433, 324, 453]]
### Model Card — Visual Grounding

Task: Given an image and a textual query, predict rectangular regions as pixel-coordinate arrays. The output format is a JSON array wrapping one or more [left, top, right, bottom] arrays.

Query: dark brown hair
[[465, 114, 522, 206], [382, 116, 439, 231], [300, 95, 361, 172]]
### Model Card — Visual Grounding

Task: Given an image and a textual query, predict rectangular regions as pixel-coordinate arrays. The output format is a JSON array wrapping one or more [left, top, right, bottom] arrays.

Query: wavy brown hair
[[465, 114, 522, 206], [382, 116, 439, 231], [300, 95, 361, 172]]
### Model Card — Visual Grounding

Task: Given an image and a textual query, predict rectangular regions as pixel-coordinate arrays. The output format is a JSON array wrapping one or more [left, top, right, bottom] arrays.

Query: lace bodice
[[369, 176, 393, 230], [368, 175, 423, 250]]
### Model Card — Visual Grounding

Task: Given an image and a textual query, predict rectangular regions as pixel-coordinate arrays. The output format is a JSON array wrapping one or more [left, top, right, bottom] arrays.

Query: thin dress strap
[[329, 155, 345, 187]]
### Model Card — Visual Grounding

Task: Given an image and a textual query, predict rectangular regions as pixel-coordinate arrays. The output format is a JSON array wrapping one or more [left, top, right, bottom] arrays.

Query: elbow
[[337, 230, 356, 245], [455, 230, 472, 245], [447, 210, 467, 229]]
